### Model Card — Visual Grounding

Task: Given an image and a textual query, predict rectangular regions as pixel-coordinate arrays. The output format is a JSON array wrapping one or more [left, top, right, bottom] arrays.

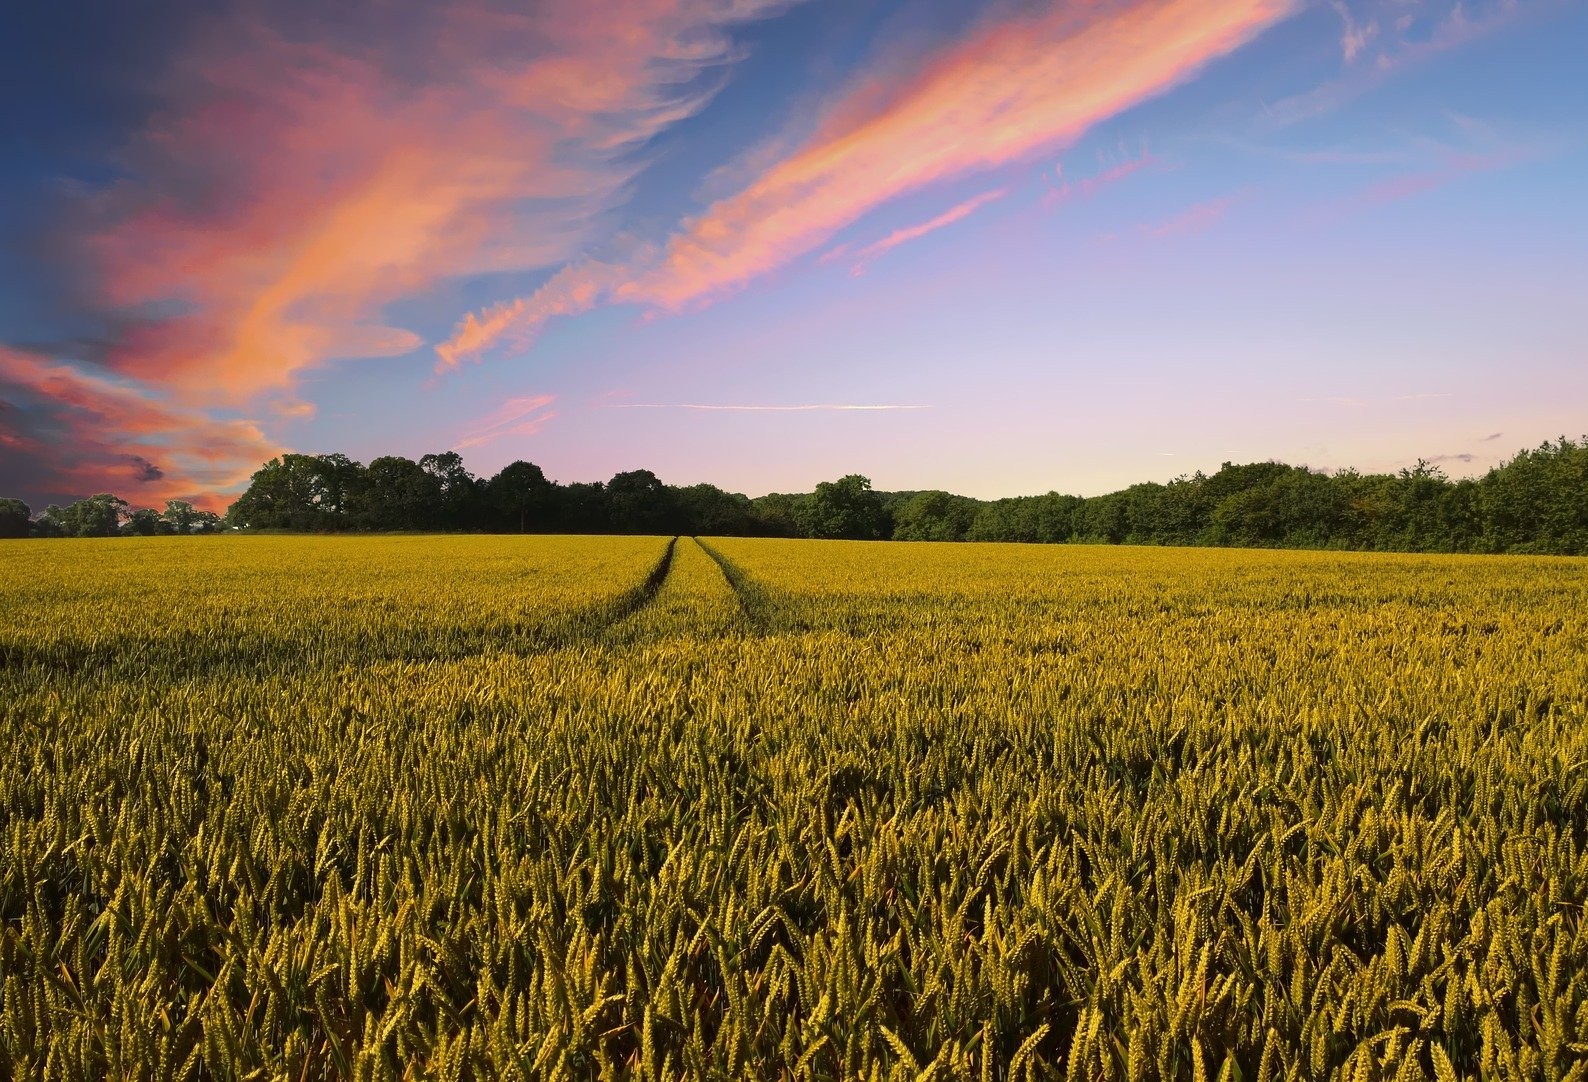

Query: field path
[[597, 535, 678, 624], [600, 535, 744, 642], [693, 536, 773, 632]]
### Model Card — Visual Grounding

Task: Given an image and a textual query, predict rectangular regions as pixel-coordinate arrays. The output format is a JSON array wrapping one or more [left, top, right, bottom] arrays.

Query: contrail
[[605, 403, 930, 412]]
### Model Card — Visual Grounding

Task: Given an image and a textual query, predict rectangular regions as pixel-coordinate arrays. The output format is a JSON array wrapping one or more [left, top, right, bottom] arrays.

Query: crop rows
[[1, 536, 1585, 1080]]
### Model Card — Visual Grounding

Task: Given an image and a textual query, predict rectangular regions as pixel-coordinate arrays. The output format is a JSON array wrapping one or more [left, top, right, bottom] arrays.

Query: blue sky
[[1, 0, 1583, 508]]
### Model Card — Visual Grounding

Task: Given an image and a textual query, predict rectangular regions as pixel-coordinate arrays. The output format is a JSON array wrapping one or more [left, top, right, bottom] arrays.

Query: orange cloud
[[0, 347, 280, 511], [436, 258, 641, 371], [8, 0, 796, 504], [628, 0, 1292, 309], [85, 0, 796, 402], [845, 188, 1008, 274], [441, 0, 1294, 363]]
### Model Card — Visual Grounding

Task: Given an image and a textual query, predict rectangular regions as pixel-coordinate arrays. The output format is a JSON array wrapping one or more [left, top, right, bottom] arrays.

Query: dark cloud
[[121, 454, 165, 483], [1426, 452, 1476, 464], [0, 348, 275, 510], [0, 2, 210, 367], [1481, 431, 1503, 441]]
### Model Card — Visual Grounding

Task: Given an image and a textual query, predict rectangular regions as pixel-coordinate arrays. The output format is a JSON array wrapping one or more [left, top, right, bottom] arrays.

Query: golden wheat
[[1, 535, 1584, 1080]]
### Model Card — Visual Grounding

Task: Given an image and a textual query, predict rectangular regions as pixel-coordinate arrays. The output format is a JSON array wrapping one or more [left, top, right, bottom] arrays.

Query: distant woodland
[[4, 436, 1586, 555]]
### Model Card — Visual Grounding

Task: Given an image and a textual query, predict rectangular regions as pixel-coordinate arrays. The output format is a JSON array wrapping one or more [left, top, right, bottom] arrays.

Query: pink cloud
[[845, 188, 1009, 274], [80, 0, 796, 403], [1045, 146, 1159, 208], [439, 0, 1296, 364], [1141, 193, 1242, 238], [1331, 1, 1378, 62], [16, 0, 797, 502], [436, 257, 642, 371], [453, 394, 558, 450], [1356, 149, 1530, 207], [0, 347, 280, 511], [629, 0, 1293, 311]]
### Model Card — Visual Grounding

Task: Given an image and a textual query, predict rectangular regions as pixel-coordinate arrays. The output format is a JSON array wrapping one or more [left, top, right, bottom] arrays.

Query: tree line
[[0, 495, 221, 539], [4, 436, 1585, 554]]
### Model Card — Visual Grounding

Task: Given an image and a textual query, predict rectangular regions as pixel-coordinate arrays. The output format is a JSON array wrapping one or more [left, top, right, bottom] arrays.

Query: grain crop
[[1, 535, 1584, 1080]]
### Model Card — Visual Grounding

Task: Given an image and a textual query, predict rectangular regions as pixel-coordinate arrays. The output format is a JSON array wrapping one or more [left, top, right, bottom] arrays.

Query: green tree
[[1477, 437, 1588, 554], [799, 475, 890, 540], [0, 497, 29, 539], [892, 490, 979, 541], [487, 461, 555, 533], [606, 470, 675, 535], [420, 451, 481, 529], [122, 507, 166, 536], [553, 482, 608, 533], [160, 500, 222, 534], [60, 494, 128, 537], [227, 454, 356, 530], [748, 493, 808, 537], [32, 506, 67, 538], [161, 500, 199, 533], [673, 484, 757, 536], [1076, 492, 1128, 544], [356, 456, 440, 530], [1209, 468, 1347, 548]]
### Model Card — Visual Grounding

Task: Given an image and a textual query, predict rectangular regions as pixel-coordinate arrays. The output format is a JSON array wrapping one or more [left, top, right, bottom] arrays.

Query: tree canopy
[[5, 436, 1587, 555]]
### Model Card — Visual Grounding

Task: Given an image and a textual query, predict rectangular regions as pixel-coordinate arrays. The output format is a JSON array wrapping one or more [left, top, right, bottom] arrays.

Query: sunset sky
[[1, 0, 1584, 510]]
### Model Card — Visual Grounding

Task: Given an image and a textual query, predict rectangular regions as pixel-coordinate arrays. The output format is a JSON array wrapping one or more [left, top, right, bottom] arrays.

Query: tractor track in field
[[601, 535, 678, 625], [692, 537, 774, 633], [4, 537, 686, 680]]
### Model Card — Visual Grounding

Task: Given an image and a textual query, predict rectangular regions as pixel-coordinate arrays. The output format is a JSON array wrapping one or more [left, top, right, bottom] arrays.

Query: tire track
[[692, 537, 774, 633], [599, 535, 678, 626], [6, 537, 684, 680]]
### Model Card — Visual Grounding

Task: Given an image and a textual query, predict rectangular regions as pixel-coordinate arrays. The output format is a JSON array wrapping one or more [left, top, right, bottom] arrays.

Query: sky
[[0, 0, 1584, 511]]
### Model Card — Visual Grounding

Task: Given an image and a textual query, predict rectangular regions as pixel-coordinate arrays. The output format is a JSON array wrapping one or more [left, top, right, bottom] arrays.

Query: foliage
[[47, 492, 129, 537], [798, 474, 891, 540], [2, 535, 1585, 1079], [892, 490, 979, 541], [6, 435, 1588, 554], [122, 506, 165, 535], [0, 496, 28, 538], [162, 499, 222, 535]]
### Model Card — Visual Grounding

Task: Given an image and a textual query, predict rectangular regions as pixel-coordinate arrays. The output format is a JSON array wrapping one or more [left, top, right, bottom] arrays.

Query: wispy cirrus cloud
[[1285, 108, 1572, 224], [1330, 119, 1567, 218], [438, 0, 1297, 366], [7, 0, 798, 504], [1356, 150, 1528, 206], [435, 256, 643, 371], [1265, 0, 1533, 128], [88, 0, 797, 401], [1330, 0, 1377, 63], [1141, 192, 1243, 238], [454, 394, 557, 450], [1044, 145, 1159, 207], [842, 187, 1009, 275]]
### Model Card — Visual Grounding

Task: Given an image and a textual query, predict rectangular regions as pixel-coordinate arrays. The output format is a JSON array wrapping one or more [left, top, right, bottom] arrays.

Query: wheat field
[[1, 535, 1585, 1080]]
